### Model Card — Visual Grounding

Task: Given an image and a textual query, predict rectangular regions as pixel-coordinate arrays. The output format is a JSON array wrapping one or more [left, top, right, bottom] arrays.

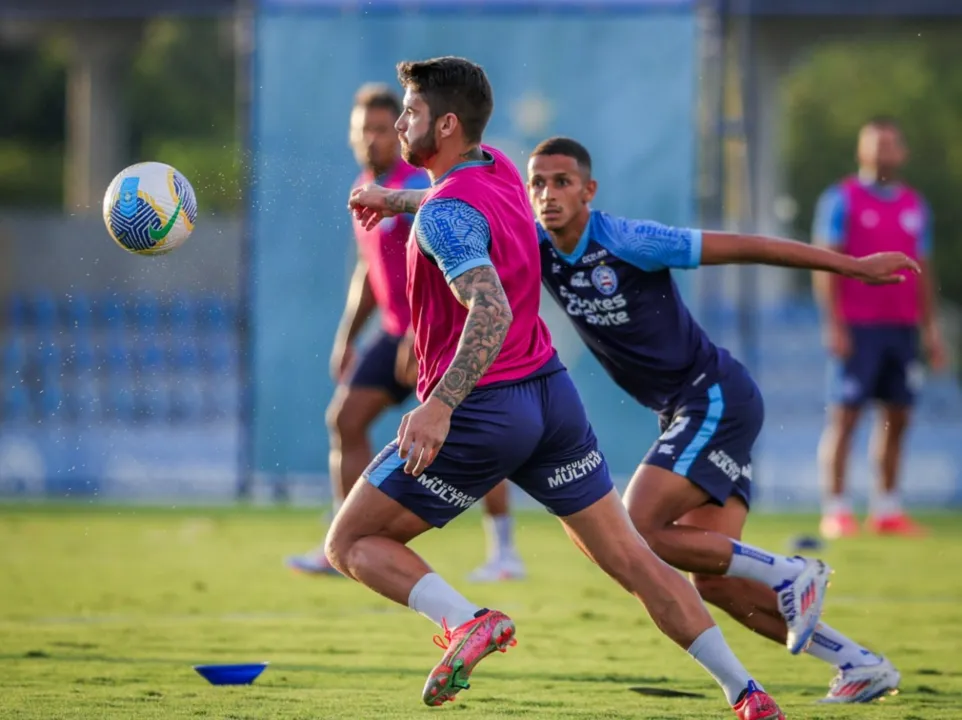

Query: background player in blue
[[528, 137, 915, 703]]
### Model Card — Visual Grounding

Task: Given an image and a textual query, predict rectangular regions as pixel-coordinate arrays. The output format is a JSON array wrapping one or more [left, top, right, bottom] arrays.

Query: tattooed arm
[[349, 185, 429, 230], [416, 197, 512, 409], [430, 265, 513, 409]]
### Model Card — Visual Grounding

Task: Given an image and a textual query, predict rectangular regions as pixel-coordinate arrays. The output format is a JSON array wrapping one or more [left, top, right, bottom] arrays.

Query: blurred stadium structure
[[1, 0, 961, 509]]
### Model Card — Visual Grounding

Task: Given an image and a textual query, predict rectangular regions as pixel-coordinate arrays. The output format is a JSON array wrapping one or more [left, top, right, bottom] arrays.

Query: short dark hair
[[396, 56, 493, 144], [354, 82, 402, 118], [863, 115, 903, 135], [530, 137, 592, 177]]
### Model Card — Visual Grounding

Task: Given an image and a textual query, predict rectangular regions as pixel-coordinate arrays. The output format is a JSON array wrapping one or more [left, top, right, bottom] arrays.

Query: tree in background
[[0, 19, 240, 212], [782, 32, 962, 308]]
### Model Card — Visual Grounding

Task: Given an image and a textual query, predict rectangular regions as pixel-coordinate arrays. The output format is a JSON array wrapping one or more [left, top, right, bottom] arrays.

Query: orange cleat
[[733, 682, 787, 720], [866, 513, 927, 537], [422, 609, 516, 706], [820, 511, 859, 540]]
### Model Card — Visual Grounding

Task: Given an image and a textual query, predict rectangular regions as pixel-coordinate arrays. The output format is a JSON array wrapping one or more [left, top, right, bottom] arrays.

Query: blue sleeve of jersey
[[415, 198, 492, 284], [604, 217, 702, 272], [919, 198, 933, 258], [812, 185, 847, 247]]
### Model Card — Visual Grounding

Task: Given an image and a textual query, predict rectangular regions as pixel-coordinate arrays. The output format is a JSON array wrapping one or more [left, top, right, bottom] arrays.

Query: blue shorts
[[348, 329, 413, 404], [642, 361, 763, 508], [362, 356, 614, 528], [829, 325, 921, 407]]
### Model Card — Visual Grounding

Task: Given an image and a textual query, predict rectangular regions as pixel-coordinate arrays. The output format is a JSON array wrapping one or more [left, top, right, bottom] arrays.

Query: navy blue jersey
[[539, 210, 729, 413]]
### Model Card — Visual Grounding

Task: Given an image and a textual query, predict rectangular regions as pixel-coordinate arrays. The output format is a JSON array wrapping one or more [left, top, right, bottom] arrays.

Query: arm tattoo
[[385, 189, 427, 215], [430, 265, 513, 409]]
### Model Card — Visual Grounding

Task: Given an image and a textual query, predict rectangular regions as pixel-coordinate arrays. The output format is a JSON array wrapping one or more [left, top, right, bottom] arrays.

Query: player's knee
[[326, 397, 368, 444], [323, 525, 352, 573]]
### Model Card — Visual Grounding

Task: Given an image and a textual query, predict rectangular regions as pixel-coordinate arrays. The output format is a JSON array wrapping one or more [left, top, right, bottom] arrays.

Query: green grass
[[1, 504, 961, 718]]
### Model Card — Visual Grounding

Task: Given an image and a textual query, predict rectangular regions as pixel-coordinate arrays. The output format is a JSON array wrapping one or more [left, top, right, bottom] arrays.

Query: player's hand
[[330, 340, 355, 383], [397, 398, 452, 476], [923, 321, 947, 372], [847, 252, 921, 285], [825, 322, 851, 359], [395, 335, 418, 388], [348, 184, 395, 231]]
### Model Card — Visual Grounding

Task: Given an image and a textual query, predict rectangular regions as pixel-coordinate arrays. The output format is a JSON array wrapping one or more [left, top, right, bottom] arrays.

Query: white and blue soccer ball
[[102, 162, 198, 255]]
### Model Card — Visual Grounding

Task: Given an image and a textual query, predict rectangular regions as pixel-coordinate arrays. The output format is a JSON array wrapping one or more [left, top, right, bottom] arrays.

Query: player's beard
[[400, 129, 438, 168]]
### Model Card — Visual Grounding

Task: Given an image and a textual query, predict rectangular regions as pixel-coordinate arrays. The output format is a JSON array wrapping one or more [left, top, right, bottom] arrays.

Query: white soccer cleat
[[466, 555, 527, 583], [820, 657, 901, 703], [776, 558, 831, 654]]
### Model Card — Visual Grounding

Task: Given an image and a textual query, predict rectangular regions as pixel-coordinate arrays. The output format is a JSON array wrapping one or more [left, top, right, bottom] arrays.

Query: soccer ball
[[102, 162, 198, 255]]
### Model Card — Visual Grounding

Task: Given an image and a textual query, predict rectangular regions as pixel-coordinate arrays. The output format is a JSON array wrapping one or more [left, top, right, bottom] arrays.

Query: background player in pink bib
[[338, 55, 788, 719], [813, 117, 946, 539], [286, 84, 430, 575]]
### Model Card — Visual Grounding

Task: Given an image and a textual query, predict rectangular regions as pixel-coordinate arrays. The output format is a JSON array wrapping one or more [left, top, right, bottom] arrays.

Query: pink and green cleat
[[422, 609, 517, 706]]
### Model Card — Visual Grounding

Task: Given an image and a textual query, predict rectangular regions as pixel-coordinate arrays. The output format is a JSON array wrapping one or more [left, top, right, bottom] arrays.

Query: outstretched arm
[[349, 185, 430, 231], [609, 217, 919, 285]]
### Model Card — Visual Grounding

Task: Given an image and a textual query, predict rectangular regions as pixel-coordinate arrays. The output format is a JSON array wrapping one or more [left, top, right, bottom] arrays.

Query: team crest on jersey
[[899, 209, 922, 235], [591, 265, 618, 296]]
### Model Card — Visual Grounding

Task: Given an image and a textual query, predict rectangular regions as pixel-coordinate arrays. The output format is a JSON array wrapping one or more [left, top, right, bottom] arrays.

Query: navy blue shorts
[[828, 325, 922, 407], [362, 358, 614, 528], [348, 329, 413, 404], [642, 361, 763, 508]]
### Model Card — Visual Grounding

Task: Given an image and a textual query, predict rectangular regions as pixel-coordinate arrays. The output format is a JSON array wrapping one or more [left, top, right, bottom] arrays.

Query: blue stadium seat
[[203, 336, 236, 373], [170, 340, 200, 372], [65, 293, 93, 329], [2, 383, 31, 423], [99, 294, 127, 329], [31, 292, 58, 331], [35, 337, 63, 375], [171, 377, 206, 422], [103, 333, 133, 374], [69, 379, 101, 422], [136, 339, 167, 374], [2, 337, 27, 374], [103, 379, 136, 422], [198, 294, 234, 331], [37, 380, 65, 421], [207, 380, 241, 419], [6, 293, 28, 329], [134, 294, 161, 332], [139, 384, 172, 423], [168, 294, 196, 331], [67, 337, 97, 375]]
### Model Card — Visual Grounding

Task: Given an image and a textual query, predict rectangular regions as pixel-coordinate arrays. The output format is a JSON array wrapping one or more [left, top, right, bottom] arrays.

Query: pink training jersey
[[406, 145, 556, 401], [352, 161, 429, 337], [835, 176, 925, 325]]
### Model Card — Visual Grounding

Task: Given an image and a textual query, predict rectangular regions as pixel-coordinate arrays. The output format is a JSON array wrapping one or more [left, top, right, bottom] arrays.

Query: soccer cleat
[[820, 511, 859, 539], [820, 657, 901, 703], [422, 609, 516, 706], [732, 681, 786, 720], [866, 513, 927, 537], [285, 552, 343, 577], [776, 557, 831, 654], [466, 554, 527, 583]]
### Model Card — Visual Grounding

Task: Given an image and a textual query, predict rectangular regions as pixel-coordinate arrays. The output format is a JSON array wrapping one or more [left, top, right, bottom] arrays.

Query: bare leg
[[817, 405, 861, 537], [469, 481, 525, 581]]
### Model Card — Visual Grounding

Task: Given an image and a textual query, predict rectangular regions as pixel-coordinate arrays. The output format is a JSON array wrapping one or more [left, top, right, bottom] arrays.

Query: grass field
[[2, 504, 961, 719]]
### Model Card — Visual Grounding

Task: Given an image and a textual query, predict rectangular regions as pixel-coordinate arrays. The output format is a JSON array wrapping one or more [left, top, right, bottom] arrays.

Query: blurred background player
[[813, 117, 945, 539], [288, 82, 525, 579], [286, 83, 430, 575]]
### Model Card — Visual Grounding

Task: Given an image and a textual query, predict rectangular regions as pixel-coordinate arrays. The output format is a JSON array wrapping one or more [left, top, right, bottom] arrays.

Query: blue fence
[[249, 0, 699, 482]]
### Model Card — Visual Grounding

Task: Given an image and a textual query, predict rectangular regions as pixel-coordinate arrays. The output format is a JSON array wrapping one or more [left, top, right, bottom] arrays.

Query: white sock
[[806, 623, 882, 669], [485, 514, 516, 561], [407, 572, 482, 629], [870, 491, 901, 519], [822, 495, 850, 516], [687, 625, 757, 705], [726, 541, 804, 589]]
